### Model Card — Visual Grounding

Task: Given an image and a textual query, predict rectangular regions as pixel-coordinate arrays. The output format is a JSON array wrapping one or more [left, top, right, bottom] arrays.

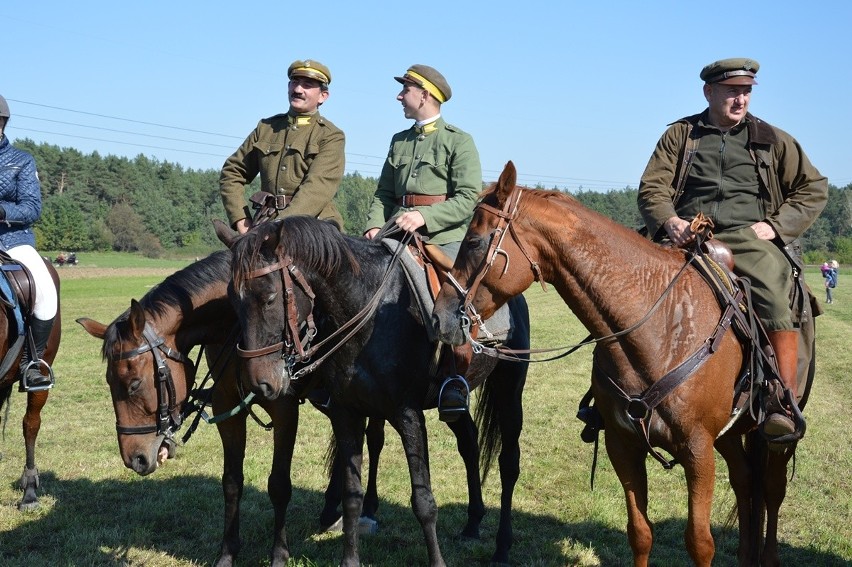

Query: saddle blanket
[[382, 239, 511, 344]]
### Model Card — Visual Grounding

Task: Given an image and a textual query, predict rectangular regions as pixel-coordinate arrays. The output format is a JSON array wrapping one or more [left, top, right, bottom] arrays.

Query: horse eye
[[127, 379, 142, 396], [264, 293, 278, 308]]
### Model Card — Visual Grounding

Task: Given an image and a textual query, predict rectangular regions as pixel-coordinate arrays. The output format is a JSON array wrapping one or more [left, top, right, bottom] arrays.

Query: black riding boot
[[438, 375, 469, 423], [21, 317, 55, 391]]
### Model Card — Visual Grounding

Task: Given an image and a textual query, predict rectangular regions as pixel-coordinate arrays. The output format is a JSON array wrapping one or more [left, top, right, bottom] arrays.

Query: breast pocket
[[415, 149, 450, 191]]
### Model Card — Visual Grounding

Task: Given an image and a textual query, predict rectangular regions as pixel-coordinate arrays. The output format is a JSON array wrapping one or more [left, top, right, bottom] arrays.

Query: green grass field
[[0, 265, 850, 566]]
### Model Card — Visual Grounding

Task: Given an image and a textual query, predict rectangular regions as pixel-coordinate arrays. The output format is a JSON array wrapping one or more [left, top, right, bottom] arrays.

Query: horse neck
[[143, 281, 233, 352], [519, 195, 689, 345]]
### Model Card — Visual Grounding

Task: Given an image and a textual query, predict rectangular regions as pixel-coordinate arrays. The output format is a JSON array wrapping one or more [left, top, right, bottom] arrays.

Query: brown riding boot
[[762, 329, 801, 439]]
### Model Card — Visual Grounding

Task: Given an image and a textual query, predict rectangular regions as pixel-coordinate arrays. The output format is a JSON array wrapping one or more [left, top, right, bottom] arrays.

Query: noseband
[[113, 321, 190, 438], [445, 184, 545, 336]]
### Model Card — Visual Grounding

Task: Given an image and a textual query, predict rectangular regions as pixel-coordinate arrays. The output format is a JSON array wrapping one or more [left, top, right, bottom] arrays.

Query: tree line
[[16, 138, 852, 264]]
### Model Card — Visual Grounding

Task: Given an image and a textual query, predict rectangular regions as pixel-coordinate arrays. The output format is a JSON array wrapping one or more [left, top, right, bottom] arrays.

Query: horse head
[[77, 299, 191, 475], [434, 161, 540, 345], [216, 219, 318, 401]]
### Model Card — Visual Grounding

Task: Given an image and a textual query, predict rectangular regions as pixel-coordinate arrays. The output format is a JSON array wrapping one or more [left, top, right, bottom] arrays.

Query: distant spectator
[[823, 260, 838, 303]]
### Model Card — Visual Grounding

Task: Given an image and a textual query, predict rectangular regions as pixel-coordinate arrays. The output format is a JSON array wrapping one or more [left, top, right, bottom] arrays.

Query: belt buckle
[[402, 194, 411, 208]]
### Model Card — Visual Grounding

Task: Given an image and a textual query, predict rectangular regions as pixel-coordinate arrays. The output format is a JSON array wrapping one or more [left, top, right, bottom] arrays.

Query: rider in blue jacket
[[0, 94, 58, 390]]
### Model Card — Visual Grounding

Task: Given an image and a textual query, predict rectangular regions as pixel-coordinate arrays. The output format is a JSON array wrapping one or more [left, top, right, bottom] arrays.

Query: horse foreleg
[[268, 396, 299, 567], [18, 390, 48, 511], [761, 444, 795, 567], [681, 435, 718, 567], [332, 410, 367, 567], [394, 406, 445, 567], [446, 412, 484, 539], [715, 433, 755, 566], [362, 416, 385, 521], [605, 429, 652, 567], [214, 413, 248, 567], [492, 366, 524, 567]]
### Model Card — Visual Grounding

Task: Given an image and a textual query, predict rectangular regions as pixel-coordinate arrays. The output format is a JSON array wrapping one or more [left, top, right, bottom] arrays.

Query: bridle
[[112, 321, 191, 439], [444, 184, 545, 340], [235, 252, 318, 366], [234, 231, 410, 380]]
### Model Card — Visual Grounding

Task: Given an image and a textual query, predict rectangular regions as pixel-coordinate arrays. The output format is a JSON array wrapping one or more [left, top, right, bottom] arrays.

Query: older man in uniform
[[220, 59, 345, 233], [638, 58, 827, 442], [364, 64, 482, 421]]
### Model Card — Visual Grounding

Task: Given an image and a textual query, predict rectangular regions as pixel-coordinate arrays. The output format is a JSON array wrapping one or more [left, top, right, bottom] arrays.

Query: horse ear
[[213, 219, 238, 249], [76, 317, 107, 340], [128, 299, 147, 336], [495, 161, 518, 206]]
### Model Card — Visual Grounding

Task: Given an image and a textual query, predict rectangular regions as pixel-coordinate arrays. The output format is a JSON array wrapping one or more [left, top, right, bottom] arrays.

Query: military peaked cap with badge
[[288, 59, 332, 87], [700, 58, 760, 85], [395, 64, 452, 103]]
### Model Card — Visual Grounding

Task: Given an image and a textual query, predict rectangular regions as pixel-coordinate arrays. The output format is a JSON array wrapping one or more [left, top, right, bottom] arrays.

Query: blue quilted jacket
[[0, 135, 40, 249]]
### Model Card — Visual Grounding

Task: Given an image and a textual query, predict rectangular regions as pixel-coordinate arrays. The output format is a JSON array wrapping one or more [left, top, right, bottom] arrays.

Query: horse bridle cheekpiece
[[235, 253, 318, 376], [113, 321, 189, 439], [445, 184, 545, 342]]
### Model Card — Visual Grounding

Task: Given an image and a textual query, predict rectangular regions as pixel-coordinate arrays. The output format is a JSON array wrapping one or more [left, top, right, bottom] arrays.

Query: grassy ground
[[0, 266, 850, 566]]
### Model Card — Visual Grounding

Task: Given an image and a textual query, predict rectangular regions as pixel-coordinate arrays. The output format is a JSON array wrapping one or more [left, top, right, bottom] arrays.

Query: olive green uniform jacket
[[638, 111, 827, 245], [365, 117, 482, 246], [220, 112, 345, 229], [638, 110, 828, 330]]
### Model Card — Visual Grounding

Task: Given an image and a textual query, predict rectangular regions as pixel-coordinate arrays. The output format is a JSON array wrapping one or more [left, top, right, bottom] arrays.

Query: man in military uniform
[[637, 58, 827, 441], [220, 59, 345, 233], [364, 64, 482, 421]]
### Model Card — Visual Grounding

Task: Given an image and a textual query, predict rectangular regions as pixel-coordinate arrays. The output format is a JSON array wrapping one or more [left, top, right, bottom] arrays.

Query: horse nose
[[128, 452, 155, 476], [254, 379, 280, 401]]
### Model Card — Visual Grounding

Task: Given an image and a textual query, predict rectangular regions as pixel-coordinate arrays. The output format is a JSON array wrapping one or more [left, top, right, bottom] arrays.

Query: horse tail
[[746, 428, 768, 561], [473, 374, 502, 484], [323, 430, 338, 480], [1, 384, 12, 439]]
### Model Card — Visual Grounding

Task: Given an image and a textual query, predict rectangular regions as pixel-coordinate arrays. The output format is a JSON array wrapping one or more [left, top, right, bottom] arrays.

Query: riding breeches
[[713, 227, 794, 331], [7, 244, 58, 320]]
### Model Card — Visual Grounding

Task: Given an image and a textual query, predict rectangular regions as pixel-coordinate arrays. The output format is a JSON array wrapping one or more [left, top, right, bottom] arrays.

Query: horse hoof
[[358, 516, 378, 535], [320, 515, 343, 533], [18, 499, 40, 512]]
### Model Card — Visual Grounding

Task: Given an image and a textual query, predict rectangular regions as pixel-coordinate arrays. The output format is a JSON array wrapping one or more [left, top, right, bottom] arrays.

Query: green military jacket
[[365, 117, 482, 245], [219, 111, 345, 229], [637, 111, 827, 244]]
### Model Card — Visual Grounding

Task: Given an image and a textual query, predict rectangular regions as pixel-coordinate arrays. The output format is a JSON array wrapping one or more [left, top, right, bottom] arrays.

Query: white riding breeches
[[7, 245, 58, 320]]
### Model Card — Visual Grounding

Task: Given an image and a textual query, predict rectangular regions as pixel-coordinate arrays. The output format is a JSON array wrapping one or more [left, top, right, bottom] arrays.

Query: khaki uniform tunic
[[220, 112, 345, 229], [365, 117, 481, 247]]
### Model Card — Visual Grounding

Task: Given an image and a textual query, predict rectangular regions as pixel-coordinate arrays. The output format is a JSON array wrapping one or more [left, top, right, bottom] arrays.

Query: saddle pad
[[381, 239, 511, 344], [0, 266, 25, 335]]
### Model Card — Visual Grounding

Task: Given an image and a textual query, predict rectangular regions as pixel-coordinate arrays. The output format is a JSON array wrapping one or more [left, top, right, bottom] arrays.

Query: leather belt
[[397, 194, 447, 207], [274, 194, 293, 209]]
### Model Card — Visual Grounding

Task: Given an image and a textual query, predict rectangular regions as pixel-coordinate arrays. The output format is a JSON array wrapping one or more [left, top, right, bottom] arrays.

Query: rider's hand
[[663, 216, 694, 247], [364, 228, 380, 240]]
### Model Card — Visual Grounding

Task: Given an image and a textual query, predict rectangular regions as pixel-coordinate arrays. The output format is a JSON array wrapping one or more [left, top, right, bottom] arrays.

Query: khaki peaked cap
[[700, 58, 759, 85], [395, 64, 452, 103], [288, 60, 332, 86]]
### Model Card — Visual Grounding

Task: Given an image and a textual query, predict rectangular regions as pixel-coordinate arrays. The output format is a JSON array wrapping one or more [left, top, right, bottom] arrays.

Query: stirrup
[[20, 359, 55, 392], [438, 375, 469, 423], [760, 388, 805, 446]]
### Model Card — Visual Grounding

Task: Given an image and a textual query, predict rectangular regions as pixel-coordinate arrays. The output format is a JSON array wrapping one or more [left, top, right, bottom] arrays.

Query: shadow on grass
[[1, 472, 849, 566]]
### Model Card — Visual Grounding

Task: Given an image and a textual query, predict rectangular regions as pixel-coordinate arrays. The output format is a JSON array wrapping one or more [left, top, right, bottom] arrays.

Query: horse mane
[[101, 251, 231, 361], [232, 217, 358, 288]]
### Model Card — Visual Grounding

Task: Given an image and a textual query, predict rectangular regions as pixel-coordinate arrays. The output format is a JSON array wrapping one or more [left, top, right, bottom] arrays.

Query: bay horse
[[216, 216, 531, 567], [0, 257, 61, 511], [433, 162, 815, 566]]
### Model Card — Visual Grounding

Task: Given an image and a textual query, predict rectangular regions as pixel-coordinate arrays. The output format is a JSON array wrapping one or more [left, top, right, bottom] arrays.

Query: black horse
[[216, 216, 530, 566]]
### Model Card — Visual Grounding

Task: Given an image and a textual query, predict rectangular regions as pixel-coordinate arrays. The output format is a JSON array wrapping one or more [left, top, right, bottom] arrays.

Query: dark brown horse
[[0, 258, 62, 510], [433, 162, 814, 566], [217, 216, 530, 567]]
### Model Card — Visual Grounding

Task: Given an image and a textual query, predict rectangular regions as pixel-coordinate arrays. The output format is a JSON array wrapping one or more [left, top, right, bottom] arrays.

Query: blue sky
[[5, 1, 851, 190]]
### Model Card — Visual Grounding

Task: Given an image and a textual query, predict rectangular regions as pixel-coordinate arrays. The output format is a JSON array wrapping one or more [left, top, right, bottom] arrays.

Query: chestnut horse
[[433, 162, 814, 566], [217, 216, 531, 566], [0, 258, 61, 510]]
